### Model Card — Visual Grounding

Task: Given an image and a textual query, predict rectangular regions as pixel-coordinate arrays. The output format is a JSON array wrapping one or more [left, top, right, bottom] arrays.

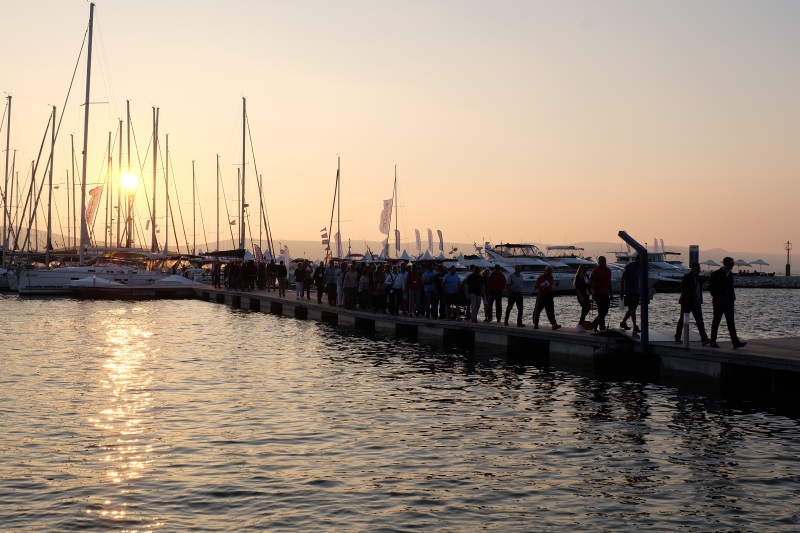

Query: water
[[1, 291, 799, 531]]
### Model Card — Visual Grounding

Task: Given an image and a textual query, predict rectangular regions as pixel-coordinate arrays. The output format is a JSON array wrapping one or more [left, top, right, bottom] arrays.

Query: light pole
[[786, 241, 793, 276]]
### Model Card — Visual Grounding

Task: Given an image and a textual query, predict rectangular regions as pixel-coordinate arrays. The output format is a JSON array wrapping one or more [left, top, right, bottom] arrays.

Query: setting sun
[[120, 173, 138, 191]]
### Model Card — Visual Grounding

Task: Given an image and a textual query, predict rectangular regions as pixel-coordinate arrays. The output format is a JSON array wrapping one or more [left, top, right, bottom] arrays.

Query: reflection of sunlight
[[89, 314, 156, 526]]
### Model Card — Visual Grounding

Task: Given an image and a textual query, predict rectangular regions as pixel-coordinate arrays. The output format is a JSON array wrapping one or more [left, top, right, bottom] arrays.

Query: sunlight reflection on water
[[1, 294, 800, 531]]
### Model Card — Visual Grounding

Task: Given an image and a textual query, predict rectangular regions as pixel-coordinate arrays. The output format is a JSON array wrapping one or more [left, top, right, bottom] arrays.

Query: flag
[[321, 239, 329, 245], [282, 245, 291, 265], [230, 220, 236, 225], [653, 237, 659, 252], [378, 198, 393, 235], [321, 232, 328, 239], [320, 227, 327, 233], [660, 239, 665, 252], [437, 230, 443, 252], [415, 229, 421, 253], [394, 229, 400, 254], [380, 237, 388, 259], [254, 244, 264, 263], [85, 185, 103, 227], [427, 228, 433, 253]]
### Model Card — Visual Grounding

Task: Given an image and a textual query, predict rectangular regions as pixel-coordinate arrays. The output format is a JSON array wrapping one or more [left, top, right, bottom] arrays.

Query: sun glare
[[120, 173, 138, 191]]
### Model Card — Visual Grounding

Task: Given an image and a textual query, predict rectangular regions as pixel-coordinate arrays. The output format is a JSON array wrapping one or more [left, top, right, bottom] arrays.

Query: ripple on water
[[1, 296, 800, 531]]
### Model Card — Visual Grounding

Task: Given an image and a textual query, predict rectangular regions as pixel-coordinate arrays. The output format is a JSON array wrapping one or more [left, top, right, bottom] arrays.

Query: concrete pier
[[196, 287, 800, 406]]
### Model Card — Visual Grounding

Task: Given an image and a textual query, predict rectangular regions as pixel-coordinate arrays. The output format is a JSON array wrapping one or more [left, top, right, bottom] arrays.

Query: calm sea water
[[1, 290, 800, 532]]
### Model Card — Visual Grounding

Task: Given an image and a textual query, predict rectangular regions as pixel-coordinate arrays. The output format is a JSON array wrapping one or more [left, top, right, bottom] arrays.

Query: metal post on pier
[[618, 231, 650, 352]]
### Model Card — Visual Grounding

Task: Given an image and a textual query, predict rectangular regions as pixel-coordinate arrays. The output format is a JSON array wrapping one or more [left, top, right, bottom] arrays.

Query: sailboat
[[16, 3, 176, 295]]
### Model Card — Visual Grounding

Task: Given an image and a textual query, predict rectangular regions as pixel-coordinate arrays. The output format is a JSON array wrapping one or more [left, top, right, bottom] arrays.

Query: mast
[[3, 95, 10, 259], [150, 106, 158, 252], [105, 131, 111, 247], [216, 154, 220, 252], [116, 118, 122, 247], [164, 133, 169, 254], [337, 156, 340, 258], [46, 106, 55, 265], [240, 97, 246, 249], [125, 100, 132, 248], [70, 134, 76, 248], [192, 160, 196, 255], [78, 2, 95, 264], [393, 165, 398, 256]]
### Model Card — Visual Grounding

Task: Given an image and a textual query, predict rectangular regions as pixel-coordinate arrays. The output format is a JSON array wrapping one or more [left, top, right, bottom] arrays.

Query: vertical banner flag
[[660, 239, 665, 252], [281, 245, 291, 266], [415, 229, 421, 254], [394, 229, 400, 254], [653, 237, 659, 252], [380, 237, 389, 259], [437, 230, 444, 252], [85, 185, 104, 226], [321, 227, 329, 245], [254, 244, 264, 263], [378, 198, 393, 235], [427, 228, 433, 253]]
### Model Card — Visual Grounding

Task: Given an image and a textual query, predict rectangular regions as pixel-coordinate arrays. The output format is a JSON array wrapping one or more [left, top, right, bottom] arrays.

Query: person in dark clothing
[[276, 261, 288, 297], [589, 255, 612, 331], [574, 264, 591, 332], [707, 256, 746, 349], [313, 262, 326, 303], [675, 262, 710, 344], [486, 264, 506, 323]]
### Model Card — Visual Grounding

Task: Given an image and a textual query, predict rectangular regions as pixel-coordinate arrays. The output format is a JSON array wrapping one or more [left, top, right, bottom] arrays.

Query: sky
[[3, 0, 799, 258]]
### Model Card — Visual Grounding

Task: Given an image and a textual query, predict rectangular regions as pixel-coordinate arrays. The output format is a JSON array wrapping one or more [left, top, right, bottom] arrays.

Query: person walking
[[620, 254, 641, 334], [503, 264, 525, 327], [675, 262, 710, 344], [574, 264, 591, 332], [589, 256, 612, 331], [294, 261, 306, 299], [707, 256, 747, 349], [313, 261, 326, 304], [276, 260, 288, 297], [421, 263, 437, 318], [533, 265, 561, 330]]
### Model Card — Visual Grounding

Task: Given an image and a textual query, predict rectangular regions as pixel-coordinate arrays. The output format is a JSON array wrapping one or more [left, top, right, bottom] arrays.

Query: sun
[[120, 173, 138, 191]]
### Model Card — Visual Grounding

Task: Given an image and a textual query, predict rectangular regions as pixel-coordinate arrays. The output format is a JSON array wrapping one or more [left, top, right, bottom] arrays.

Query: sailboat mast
[[337, 155, 341, 258], [2, 96, 10, 259], [46, 106, 55, 265], [125, 100, 132, 248], [216, 154, 220, 252], [150, 106, 158, 252], [70, 134, 76, 249], [116, 119, 122, 247], [105, 131, 111, 247], [164, 133, 169, 254], [393, 165, 398, 256], [192, 160, 196, 255], [240, 97, 246, 250], [78, 2, 95, 264]]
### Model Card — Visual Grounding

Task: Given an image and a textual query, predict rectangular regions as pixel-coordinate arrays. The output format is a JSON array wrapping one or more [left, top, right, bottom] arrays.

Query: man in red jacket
[[589, 255, 612, 331]]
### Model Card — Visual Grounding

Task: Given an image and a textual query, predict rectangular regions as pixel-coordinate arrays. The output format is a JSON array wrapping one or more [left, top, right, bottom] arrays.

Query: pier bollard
[[683, 312, 690, 349]]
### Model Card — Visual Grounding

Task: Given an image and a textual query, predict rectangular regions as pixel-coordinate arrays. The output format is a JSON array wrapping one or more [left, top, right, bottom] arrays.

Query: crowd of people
[[210, 255, 746, 348]]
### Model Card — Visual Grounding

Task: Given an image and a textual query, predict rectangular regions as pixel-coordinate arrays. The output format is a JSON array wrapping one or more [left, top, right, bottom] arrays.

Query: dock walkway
[[195, 287, 800, 405]]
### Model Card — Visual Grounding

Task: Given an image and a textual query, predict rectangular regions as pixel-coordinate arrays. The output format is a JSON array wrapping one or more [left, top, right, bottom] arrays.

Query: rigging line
[[165, 153, 189, 253], [327, 164, 339, 256], [130, 124, 154, 247], [219, 165, 235, 248], [245, 114, 273, 255], [196, 185, 209, 253], [16, 113, 54, 254]]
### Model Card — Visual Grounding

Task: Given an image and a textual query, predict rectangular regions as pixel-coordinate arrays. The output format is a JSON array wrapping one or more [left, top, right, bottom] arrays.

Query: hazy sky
[[3, 1, 799, 256]]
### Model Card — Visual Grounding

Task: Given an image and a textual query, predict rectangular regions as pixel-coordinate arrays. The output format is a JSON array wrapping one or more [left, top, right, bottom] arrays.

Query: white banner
[[334, 232, 343, 259], [427, 228, 433, 253], [378, 198, 393, 235], [380, 237, 388, 259], [437, 230, 443, 252], [394, 229, 400, 254], [415, 229, 421, 254]]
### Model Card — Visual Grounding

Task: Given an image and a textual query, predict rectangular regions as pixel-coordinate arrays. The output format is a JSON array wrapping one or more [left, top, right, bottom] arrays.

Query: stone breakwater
[[733, 276, 800, 289]]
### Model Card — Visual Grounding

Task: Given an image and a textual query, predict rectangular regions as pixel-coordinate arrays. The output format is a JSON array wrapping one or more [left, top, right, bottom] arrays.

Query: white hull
[[17, 266, 168, 295], [0, 268, 19, 291]]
